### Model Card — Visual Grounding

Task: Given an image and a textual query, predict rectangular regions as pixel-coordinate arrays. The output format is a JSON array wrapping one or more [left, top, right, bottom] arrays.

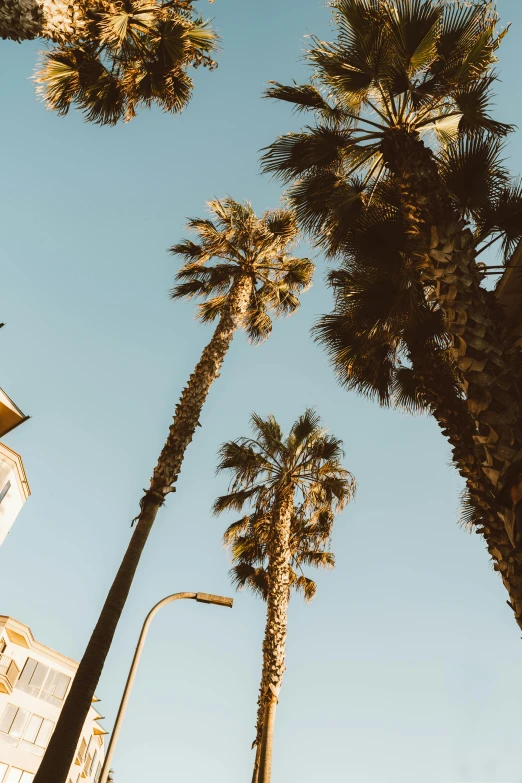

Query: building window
[[0, 638, 6, 654], [0, 763, 7, 783], [0, 481, 10, 505], [77, 737, 87, 764], [4, 770, 34, 783], [94, 763, 101, 783], [16, 658, 71, 707], [0, 703, 29, 747], [89, 750, 97, 776], [16, 659, 49, 698], [40, 668, 71, 707], [20, 713, 54, 756]]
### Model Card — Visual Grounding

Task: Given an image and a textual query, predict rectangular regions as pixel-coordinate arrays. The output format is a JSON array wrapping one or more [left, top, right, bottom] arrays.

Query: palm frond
[[35, 1, 219, 125]]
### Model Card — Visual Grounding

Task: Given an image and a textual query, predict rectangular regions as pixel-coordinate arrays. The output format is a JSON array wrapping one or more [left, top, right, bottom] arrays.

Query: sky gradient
[[1, 2, 522, 781]]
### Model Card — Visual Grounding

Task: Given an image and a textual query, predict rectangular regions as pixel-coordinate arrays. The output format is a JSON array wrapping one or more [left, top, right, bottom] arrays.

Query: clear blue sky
[[1, 2, 522, 782]]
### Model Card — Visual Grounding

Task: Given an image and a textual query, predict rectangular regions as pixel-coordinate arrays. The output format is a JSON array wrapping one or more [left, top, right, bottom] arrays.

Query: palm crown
[[223, 505, 337, 602], [36, 0, 218, 125], [170, 198, 315, 342], [313, 174, 455, 411], [262, 0, 511, 252], [213, 409, 355, 531], [313, 132, 522, 411]]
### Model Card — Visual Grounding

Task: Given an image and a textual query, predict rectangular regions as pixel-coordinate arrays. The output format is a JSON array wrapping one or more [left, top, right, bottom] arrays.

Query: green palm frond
[[220, 485, 343, 606], [293, 575, 317, 602], [223, 516, 251, 545], [216, 411, 354, 566], [458, 486, 480, 530], [244, 300, 273, 344], [230, 563, 269, 600], [390, 365, 429, 415], [35, 1, 219, 125], [454, 77, 512, 137], [437, 133, 507, 219], [169, 198, 313, 337], [263, 0, 511, 253], [262, 127, 361, 184], [264, 80, 348, 122], [298, 549, 335, 569], [478, 181, 522, 259]]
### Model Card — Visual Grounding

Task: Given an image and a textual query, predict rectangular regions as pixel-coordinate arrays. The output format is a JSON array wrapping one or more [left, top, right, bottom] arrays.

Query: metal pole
[[98, 591, 233, 783]]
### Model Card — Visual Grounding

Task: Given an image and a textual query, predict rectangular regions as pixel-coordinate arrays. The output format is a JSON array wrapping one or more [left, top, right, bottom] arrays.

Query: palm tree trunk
[[253, 490, 294, 783], [259, 688, 278, 783], [381, 127, 522, 627], [408, 347, 520, 616], [251, 742, 261, 783], [33, 274, 254, 783], [0, 0, 97, 42]]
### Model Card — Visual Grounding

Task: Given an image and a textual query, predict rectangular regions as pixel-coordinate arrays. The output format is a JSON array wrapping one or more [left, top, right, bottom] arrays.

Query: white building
[[0, 617, 106, 783], [0, 388, 30, 547]]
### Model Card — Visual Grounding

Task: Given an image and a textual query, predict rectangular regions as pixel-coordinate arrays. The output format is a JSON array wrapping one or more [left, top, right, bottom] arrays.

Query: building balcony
[[0, 387, 28, 439], [0, 653, 20, 694]]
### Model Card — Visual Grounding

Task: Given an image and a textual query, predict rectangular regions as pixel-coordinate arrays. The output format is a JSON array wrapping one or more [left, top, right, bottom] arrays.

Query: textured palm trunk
[[381, 128, 522, 626], [33, 274, 254, 783], [251, 742, 262, 783], [259, 689, 278, 783], [253, 490, 294, 783], [408, 348, 519, 610], [0, 0, 100, 42]]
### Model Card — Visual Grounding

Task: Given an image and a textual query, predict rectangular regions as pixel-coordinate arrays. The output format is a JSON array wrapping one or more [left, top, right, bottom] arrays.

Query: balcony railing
[[0, 654, 20, 693]]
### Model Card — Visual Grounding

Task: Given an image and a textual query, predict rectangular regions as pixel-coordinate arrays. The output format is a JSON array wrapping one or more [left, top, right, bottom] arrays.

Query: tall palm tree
[[214, 410, 355, 783], [33, 199, 314, 783], [313, 143, 522, 618], [262, 0, 522, 627], [223, 503, 339, 783], [1, 0, 218, 124]]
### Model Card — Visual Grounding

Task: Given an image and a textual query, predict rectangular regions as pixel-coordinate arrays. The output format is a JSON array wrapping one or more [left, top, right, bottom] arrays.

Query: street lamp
[[98, 591, 233, 783]]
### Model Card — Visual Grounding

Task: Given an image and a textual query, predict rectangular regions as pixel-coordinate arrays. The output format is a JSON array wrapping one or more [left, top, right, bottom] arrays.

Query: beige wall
[[0, 618, 105, 783], [0, 445, 30, 548]]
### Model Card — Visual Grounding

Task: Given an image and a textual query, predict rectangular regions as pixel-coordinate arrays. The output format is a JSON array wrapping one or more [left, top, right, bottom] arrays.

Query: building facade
[[0, 444, 30, 549], [0, 617, 106, 783], [0, 388, 30, 547]]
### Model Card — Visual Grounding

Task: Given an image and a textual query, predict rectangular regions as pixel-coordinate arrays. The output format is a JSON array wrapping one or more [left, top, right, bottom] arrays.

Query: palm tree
[[312, 146, 522, 619], [262, 0, 522, 626], [223, 503, 339, 783], [1, 0, 218, 125], [33, 199, 314, 783], [214, 410, 355, 783]]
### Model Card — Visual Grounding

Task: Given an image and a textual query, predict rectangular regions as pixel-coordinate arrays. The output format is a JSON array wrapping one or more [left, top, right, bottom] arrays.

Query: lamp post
[[98, 591, 233, 783]]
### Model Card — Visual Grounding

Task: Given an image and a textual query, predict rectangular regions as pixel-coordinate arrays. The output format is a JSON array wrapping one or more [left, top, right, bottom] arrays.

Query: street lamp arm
[[98, 591, 233, 783]]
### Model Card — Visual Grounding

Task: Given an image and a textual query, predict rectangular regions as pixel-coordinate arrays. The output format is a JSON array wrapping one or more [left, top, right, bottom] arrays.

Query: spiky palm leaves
[[214, 410, 354, 783], [313, 150, 522, 622], [263, 0, 522, 628], [315, 136, 520, 409], [223, 504, 336, 603], [170, 198, 315, 344], [2, 0, 218, 124], [33, 199, 312, 783], [263, 0, 509, 244]]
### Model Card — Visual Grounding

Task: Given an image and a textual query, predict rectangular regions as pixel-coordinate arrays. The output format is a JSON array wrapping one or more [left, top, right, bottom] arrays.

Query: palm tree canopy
[[35, 0, 219, 125], [223, 505, 337, 602], [170, 198, 315, 343], [261, 0, 513, 251], [214, 408, 355, 522], [313, 174, 455, 410], [312, 136, 522, 410]]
